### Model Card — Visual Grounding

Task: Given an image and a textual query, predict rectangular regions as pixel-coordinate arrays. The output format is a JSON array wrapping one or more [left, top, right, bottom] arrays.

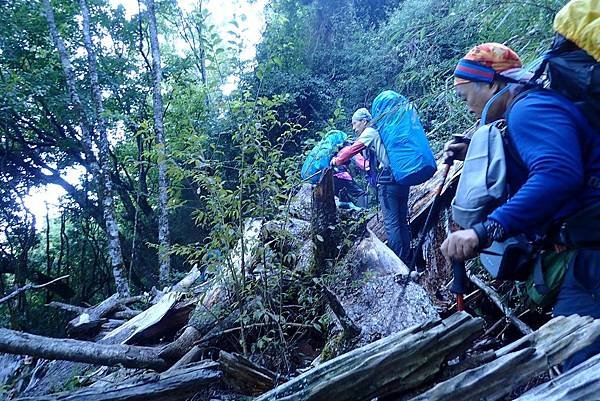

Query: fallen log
[[255, 312, 484, 401], [158, 284, 233, 362], [219, 350, 278, 396], [47, 302, 86, 314], [0, 328, 167, 371], [21, 267, 203, 396], [171, 265, 203, 293], [167, 345, 204, 371], [14, 360, 221, 401], [410, 315, 600, 401], [160, 220, 264, 361], [514, 350, 600, 401], [101, 291, 180, 344], [67, 294, 144, 338], [116, 299, 196, 345], [112, 309, 141, 320]]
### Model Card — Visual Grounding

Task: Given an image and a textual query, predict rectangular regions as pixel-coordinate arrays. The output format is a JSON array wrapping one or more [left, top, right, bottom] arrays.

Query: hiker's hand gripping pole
[[443, 133, 469, 164]]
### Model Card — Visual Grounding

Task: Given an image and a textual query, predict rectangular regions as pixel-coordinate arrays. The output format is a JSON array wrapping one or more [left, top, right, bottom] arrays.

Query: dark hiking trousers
[[553, 249, 600, 371], [378, 170, 411, 264], [334, 177, 367, 207]]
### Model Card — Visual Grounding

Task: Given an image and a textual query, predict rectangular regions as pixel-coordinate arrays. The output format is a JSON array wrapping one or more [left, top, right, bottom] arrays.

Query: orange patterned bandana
[[454, 43, 523, 86]]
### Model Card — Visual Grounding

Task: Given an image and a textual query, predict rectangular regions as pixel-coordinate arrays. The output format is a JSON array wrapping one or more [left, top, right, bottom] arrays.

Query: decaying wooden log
[[219, 350, 278, 396], [161, 220, 264, 362], [101, 292, 180, 344], [514, 351, 600, 401], [19, 266, 203, 396], [158, 283, 234, 362], [171, 265, 203, 293], [158, 286, 233, 362], [67, 294, 144, 338], [47, 302, 87, 314], [410, 315, 600, 401], [112, 309, 141, 320], [167, 345, 205, 372], [255, 312, 484, 401], [310, 168, 339, 277], [99, 319, 125, 332], [14, 360, 221, 401], [0, 328, 167, 371], [466, 268, 532, 335], [159, 326, 202, 362], [120, 300, 196, 345]]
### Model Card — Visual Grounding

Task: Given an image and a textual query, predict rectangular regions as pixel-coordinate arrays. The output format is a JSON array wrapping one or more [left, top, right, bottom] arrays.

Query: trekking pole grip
[[451, 259, 468, 311], [451, 259, 468, 294]]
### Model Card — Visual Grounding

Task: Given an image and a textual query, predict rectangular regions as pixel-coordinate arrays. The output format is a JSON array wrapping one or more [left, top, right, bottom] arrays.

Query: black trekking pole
[[450, 259, 468, 311], [408, 135, 467, 272]]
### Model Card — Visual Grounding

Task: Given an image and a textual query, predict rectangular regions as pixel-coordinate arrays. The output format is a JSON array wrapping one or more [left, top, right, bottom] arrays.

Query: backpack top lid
[[371, 90, 409, 125], [554, 0, 600, 61]]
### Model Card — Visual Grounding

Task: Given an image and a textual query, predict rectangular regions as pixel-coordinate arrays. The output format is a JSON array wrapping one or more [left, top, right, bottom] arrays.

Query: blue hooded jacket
[[489, 90, 600, 237]]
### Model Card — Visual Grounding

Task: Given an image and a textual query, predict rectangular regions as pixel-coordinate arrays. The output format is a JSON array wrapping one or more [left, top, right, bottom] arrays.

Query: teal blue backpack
[[301, 130, 348, 184], [371, 90, 436, 185]]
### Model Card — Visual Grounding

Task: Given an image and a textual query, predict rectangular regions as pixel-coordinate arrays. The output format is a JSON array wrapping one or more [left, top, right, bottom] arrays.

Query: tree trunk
[[145, 0, 171, 286], [79, 0, 130, 297], [310, 168, 339, 277], [0, 328, 167, 370], [42, 0, 98, 178]]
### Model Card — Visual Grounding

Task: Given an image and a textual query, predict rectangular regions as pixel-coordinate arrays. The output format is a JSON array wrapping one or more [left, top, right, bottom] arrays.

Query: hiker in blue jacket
[[441, 42, 600, 370], [332, 108, 412, 263]]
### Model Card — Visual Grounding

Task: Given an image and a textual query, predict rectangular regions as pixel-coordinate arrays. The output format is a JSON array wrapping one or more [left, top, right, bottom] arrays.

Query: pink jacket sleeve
[[332, 141, 367, 165]]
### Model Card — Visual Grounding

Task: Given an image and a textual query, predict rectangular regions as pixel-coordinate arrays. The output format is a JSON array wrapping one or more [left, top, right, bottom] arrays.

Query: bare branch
[[0, 275, 69, 305]]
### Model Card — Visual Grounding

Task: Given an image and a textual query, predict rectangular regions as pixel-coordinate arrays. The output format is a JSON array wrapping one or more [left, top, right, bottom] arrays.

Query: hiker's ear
[[490, 80, 507, 95], [489, 81, 501, 93]]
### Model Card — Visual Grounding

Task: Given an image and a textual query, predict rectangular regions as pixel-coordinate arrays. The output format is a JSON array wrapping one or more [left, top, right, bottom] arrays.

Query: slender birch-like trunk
[[42, 0, 130, 296], [42, 0, 98, 176], [79, 0, 130, 296], [145, 0, 171, 285]]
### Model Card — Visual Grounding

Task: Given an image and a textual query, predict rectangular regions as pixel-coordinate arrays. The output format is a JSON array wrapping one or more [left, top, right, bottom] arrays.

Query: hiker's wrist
[[485, 219, 506, 241], [473, 219, 506, 248], [471, 222, 490, 248]]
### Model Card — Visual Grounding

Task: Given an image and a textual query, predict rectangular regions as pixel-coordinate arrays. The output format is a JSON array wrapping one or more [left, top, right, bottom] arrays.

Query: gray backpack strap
[[451, 120, 508, 229]]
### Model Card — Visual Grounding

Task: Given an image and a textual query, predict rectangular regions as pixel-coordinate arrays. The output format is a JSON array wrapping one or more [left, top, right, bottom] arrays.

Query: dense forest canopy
[[0, 0, 564, 337]]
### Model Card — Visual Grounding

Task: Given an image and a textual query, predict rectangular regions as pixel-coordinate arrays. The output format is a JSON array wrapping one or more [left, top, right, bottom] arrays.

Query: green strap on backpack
[[526, 249, 577, 307]]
